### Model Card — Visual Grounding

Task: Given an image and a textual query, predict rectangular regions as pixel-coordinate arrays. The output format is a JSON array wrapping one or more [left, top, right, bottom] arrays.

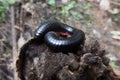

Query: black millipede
[[35, 21, 85, 53]]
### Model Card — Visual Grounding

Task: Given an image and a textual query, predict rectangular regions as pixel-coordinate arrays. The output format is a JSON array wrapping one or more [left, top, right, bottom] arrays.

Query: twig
[[10, 6, 18, 80], [110, 1, 120, 6], [19, 0, 25, 32]]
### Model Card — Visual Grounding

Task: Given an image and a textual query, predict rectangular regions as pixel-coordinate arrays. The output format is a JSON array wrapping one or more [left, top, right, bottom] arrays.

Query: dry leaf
[[111, 31, 120, 40], [62, 0, 68, 4], [18, 34, 26, 50], [22, 3, 35, 15], [112, 35, 120, 40], [99, 0, 110, 11], [109, 8, 119, 14], [111, 31, 120, 35]]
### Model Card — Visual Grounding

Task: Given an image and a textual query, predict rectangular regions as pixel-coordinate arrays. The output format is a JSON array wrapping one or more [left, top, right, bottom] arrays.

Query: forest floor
[[0, 0, 120, 80]]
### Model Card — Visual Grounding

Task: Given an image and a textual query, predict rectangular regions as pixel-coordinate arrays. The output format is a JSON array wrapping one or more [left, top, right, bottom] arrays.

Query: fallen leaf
[[62, 0, 68, 4], [22, 3, 35, 15], [17, 34, 26, 50], [112, 35, 120, 40], [111, 31, 120, 35], [111, 31, 120, 40], [109, 8, 120, 14], [99, 0, 110, 11]]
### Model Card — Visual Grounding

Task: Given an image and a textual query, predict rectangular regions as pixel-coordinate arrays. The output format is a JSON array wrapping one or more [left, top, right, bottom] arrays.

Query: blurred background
[[0, 0, 120, 80]]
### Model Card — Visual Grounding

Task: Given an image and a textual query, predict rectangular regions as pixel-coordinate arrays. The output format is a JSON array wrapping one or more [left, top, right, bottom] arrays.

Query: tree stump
[[16, 38, 120, 80]]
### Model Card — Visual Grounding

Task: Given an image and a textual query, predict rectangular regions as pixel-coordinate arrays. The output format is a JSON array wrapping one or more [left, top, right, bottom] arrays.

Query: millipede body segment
[[35, 21, 85, 53]]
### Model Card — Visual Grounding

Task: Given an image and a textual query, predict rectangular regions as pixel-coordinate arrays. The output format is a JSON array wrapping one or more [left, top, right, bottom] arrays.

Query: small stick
[[11, 6, 18, 80]]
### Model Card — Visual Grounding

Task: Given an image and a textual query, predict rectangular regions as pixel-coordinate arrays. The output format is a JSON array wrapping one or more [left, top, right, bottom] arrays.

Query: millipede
[[35, 21, 85, 53]]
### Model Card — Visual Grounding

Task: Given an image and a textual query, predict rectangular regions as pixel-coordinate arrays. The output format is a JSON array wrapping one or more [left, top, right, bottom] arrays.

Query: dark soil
[[0, 0, 120, 80], [16, 37, 120, 80]]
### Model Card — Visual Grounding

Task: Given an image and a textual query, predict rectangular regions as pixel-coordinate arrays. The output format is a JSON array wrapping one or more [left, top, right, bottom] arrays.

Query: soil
[[16, 38, 120, 80], [0, 0, 120, 80]]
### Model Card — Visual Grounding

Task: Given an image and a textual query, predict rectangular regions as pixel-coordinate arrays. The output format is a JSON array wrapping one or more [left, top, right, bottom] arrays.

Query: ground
[[0, 0, 120, 80]]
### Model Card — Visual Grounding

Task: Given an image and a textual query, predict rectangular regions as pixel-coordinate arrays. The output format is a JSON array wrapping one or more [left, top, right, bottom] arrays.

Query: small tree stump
[[16, 38, 120, 80]]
